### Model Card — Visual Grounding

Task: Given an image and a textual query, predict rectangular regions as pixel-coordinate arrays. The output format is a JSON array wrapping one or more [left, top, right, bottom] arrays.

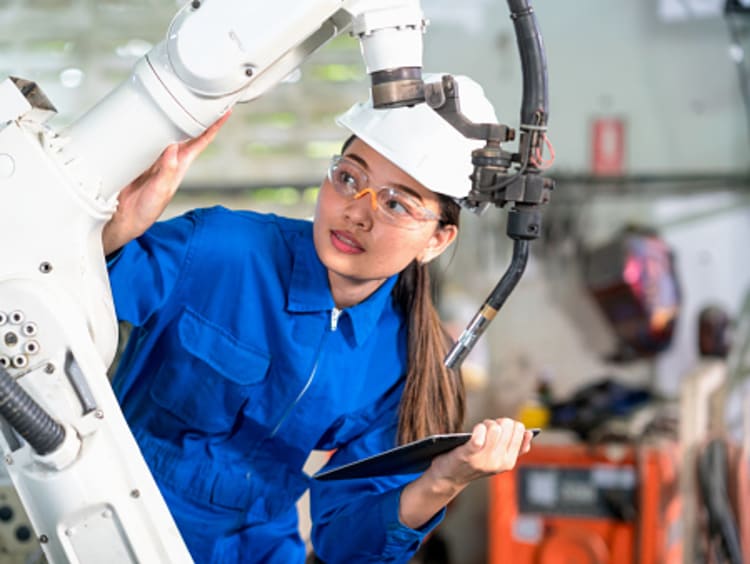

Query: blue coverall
[[108, 206, 444, 563]]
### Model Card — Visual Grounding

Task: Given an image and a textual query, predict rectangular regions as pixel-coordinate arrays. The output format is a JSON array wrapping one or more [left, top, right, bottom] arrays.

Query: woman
[[103, 74, 534, 563]]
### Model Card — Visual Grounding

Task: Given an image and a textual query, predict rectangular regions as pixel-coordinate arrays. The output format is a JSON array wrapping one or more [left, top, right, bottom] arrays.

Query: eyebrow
[[343, 152, 426, 202]]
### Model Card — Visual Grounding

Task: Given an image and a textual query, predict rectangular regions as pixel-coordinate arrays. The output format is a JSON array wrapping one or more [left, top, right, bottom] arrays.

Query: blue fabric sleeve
[[310, 423, 445, 563], [107, 212, 197, 327]]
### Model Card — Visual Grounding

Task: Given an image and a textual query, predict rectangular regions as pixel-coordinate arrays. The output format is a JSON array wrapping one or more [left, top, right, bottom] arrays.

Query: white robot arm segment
[[61, 0, 427, 202]]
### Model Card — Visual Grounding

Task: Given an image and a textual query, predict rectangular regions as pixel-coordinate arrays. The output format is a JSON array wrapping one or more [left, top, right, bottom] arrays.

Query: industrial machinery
[[0, 0, 552, 561], [489, 441, 683, 564]]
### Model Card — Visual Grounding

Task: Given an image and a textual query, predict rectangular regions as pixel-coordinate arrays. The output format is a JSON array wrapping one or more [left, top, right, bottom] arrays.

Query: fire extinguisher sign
[[591, 117, 625, 176]]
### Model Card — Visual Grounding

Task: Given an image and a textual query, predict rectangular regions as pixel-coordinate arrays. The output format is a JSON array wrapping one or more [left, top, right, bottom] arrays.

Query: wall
[[424, 0, 750, 174]]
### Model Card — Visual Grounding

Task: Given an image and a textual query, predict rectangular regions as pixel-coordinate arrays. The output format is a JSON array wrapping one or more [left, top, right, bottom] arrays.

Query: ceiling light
[[59, 67, 84, 88], [115, 39, 153, 58]]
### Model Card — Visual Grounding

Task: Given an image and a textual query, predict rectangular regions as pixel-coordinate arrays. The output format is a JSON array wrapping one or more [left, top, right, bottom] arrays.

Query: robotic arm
[[0, 0, 552, 561], [0, 1, 427, 562]]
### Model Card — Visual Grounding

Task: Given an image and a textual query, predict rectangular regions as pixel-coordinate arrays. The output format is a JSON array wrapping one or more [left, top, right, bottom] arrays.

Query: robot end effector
[[65, 0, 550, 211]]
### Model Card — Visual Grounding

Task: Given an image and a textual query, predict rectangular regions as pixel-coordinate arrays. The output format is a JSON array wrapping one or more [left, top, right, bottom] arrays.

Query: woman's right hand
[[102, 112, 231, 255]]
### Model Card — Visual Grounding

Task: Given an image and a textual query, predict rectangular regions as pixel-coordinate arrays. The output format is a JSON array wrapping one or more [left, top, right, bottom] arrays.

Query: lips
[[330, 230, 365, 254]]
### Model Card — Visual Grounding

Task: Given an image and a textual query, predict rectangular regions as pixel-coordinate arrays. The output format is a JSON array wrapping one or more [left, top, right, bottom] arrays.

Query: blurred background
[[1, 0, 750, 563]]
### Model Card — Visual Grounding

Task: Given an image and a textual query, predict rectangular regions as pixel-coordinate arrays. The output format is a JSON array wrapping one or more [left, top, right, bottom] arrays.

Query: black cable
[[444, 240, 530, 369]]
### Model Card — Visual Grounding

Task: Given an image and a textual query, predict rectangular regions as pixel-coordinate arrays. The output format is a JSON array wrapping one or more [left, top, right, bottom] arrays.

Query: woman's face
[[313, 138, 457, 308]]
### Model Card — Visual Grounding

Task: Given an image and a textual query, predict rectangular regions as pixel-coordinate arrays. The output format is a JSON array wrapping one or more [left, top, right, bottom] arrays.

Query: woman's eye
[[382, 195, 411, 216], [338, 170, 359, 190]]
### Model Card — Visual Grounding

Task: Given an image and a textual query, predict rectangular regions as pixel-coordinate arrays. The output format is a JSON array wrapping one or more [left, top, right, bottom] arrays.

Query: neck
[[328, 272, 387, 309]]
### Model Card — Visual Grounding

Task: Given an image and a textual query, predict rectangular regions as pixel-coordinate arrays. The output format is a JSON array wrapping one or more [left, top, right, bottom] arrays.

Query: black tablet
[[314, 433, 473, 481]]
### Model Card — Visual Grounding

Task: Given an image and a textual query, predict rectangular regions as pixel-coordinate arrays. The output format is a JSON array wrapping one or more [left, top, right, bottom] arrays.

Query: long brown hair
[[392, 195, 465, 444]]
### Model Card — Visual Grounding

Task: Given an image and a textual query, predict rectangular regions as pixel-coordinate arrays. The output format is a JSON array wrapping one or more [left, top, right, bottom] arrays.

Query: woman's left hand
[[428, 417, 533, 487], [398, 417, 533, 529], [102, 111, 231, 254]]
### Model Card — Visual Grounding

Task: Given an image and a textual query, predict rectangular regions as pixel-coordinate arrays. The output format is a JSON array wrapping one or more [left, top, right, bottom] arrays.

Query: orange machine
[[489, 442, 682, 564]]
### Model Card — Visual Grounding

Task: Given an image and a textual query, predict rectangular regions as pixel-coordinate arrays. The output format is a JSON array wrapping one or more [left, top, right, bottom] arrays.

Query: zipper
[[330, 307, 341, 331], [269, 308, 341, 438]]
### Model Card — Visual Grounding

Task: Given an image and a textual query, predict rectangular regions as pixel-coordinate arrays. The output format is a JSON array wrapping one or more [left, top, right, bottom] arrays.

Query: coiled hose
[[0, 365, 64, 455]]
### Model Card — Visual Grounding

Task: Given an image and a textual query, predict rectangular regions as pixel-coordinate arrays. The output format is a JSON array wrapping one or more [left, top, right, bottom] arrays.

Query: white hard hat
[[335, 73, 498, 200]]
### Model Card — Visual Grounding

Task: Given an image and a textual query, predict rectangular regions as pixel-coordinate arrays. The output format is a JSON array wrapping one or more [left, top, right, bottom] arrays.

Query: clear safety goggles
[[327, 155, 440, 230]]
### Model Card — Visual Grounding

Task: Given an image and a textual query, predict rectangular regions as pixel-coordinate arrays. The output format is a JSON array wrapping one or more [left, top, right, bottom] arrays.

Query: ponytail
[[392, 196, 465, 444]]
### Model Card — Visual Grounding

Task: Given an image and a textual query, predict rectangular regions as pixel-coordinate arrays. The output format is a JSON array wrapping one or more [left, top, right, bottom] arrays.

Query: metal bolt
[[4, 332, 17, 347], [39, 535, 48, 544], [245, 67, 254, 77], [130, 489, 140, 499], [191, 0, 200, 8], [5, 455, 12, 465], [44, 363, 55, 374], [39, 262, 53, 274], [94, 409, 104, 419]]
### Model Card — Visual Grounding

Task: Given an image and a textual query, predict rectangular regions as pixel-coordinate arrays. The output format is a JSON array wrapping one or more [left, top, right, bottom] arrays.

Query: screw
[[245, 67, 254, 77], [11, 355, 27, 369], [44, 363, 55, 374], [130, 489, 140, 499], [94, 409, 104, 419], [39, 535, 48, 544], [191, 0, 200, 8], [39, 262, 53, 274]]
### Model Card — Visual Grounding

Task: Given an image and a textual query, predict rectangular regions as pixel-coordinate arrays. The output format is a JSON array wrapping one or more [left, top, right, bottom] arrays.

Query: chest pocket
[[150, 307, 270, 433]]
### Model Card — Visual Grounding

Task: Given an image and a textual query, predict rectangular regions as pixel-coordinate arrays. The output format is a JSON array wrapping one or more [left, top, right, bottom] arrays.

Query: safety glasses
[[327, 155, 440, 230]]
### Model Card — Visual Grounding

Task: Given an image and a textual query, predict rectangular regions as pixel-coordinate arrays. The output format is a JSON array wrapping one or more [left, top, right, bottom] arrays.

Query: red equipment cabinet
[[488, 442, 682, 564]]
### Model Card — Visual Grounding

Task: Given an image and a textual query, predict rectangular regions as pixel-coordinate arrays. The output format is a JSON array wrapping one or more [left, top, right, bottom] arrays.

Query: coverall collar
[[287, 229, 400, 346]]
